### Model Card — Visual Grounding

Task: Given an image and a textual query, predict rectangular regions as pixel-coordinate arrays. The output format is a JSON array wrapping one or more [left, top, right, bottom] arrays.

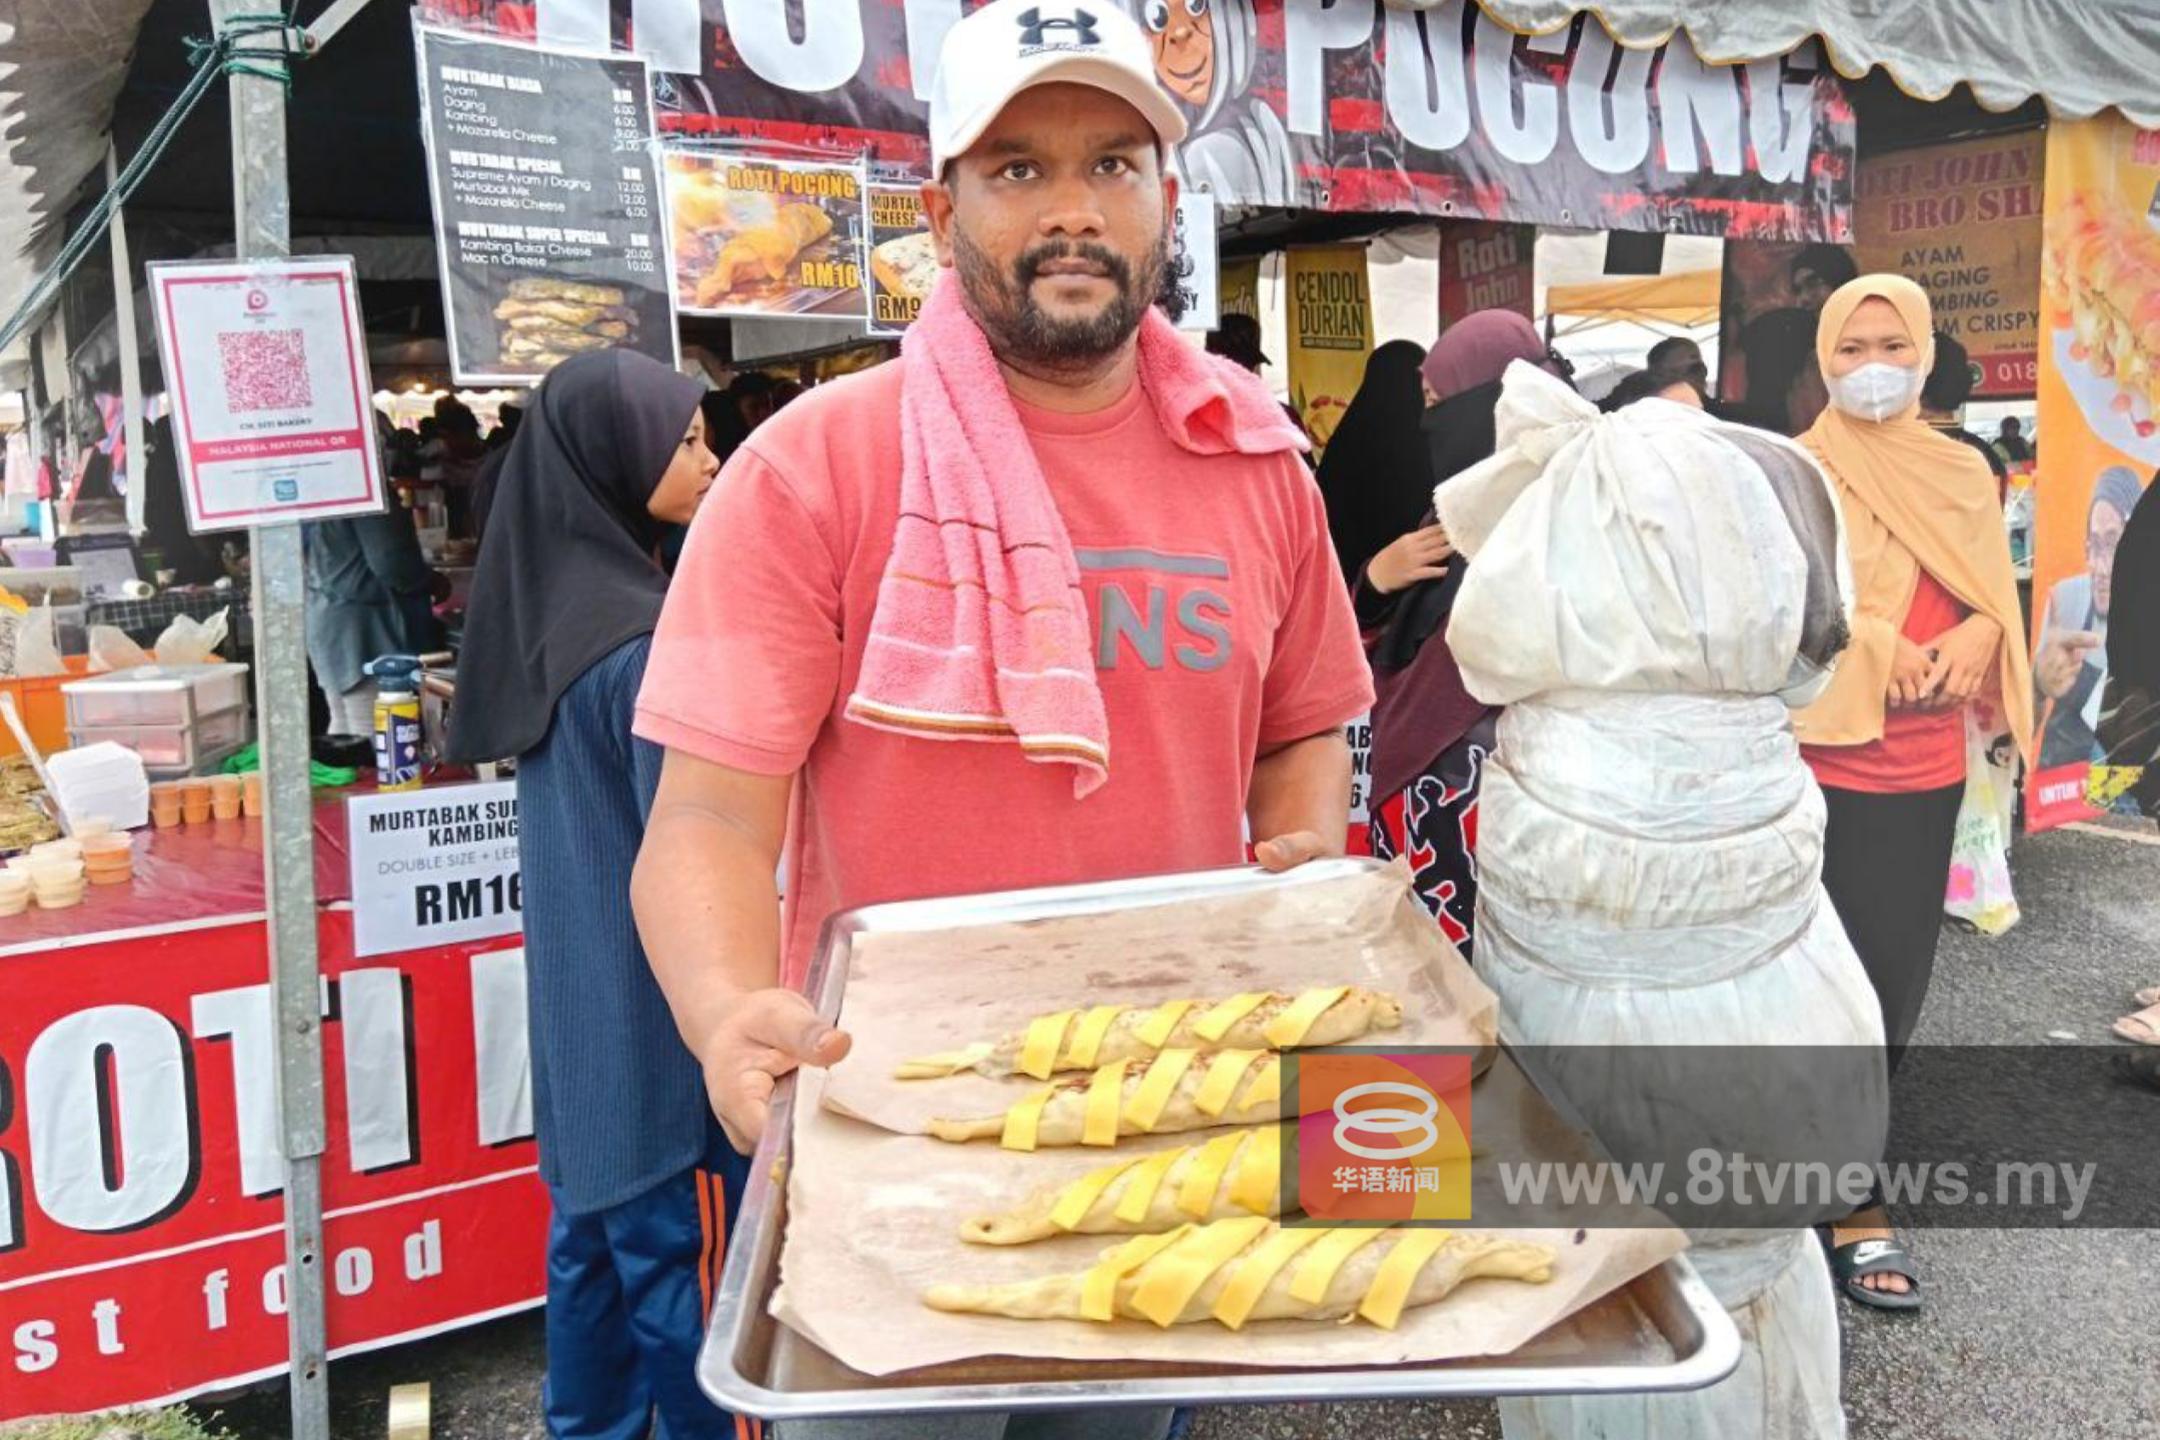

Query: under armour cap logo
[[1017, 6, 1101, 51]]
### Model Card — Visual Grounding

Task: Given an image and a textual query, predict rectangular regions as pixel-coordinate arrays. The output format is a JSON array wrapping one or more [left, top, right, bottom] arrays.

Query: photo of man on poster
[[2036, 464, 2142, 767]]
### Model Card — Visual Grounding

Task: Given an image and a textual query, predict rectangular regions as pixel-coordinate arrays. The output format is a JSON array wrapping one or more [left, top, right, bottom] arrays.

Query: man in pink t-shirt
[[630, 0, 1372, 1185]]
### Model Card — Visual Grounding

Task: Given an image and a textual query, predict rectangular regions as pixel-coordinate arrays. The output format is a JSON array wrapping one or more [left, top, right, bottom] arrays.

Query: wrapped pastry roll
[[897, 986, 1404, 1081], [925, 1217, 1555, 1330], [962, 1127, 1285, 1244], [929, 1048, 1298, 1150]]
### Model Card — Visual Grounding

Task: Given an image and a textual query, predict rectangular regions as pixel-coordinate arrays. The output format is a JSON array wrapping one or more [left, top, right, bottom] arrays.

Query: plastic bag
[[86, 625, 154, 673], [1945, 705, 2021, 936], [153, 607, 230, 665], [8, 601, 65, 677]]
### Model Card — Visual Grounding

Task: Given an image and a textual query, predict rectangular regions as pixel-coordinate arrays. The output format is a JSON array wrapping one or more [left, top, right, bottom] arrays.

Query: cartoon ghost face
[[1142, 0, 1215, 108]]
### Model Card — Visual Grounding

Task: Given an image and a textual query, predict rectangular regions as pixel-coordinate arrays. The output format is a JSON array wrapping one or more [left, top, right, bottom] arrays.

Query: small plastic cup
[[241, 770, 264, 817], [0, 873, 30, 914], [31, 838, 82, 863], [180, 779, 213, 825], [27, 858, 83, 888], [151, 781, 186, 827], [3, 855, 34, 875], [33, 882, 84, 909], [209, 775, 243, 820], [73, 816, 114, 838]]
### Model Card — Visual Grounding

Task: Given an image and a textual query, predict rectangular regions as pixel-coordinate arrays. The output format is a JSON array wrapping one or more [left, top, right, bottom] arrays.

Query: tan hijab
[[1794, 275, 2033, 757]]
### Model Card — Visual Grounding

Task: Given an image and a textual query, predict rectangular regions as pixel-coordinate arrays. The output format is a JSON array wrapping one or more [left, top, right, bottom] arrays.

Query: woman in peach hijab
[[1794, 275, 2032, 1311]]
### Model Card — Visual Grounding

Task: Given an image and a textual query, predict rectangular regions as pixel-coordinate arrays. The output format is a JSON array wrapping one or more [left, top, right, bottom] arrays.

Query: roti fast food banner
[[424, 0, 1852, 239], [2027, 116, 2160, 831], [1285, 243, 1372, 457], [1853, 131, 2045, 399], [666, 151, 870, 318], [0, 915, 544, 1415]]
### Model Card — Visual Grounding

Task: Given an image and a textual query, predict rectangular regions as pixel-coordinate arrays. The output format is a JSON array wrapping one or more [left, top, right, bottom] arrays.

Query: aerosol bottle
[[363, 655, 425, 792]]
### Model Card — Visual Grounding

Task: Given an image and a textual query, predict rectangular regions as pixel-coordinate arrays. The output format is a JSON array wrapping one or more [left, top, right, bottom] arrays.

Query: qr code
[[216, 329, 312, 412]]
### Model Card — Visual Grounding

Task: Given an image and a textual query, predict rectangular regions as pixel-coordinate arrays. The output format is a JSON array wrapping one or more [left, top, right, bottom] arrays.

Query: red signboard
[[0, 912, 545, 1415]]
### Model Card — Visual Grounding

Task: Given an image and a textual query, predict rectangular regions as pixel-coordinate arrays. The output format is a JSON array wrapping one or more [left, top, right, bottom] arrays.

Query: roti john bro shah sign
[[438, 0, 1852, 239]]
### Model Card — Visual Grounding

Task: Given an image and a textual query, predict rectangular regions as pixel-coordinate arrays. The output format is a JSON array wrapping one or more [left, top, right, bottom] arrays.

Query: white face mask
[[1828, 361, 1923, 423]]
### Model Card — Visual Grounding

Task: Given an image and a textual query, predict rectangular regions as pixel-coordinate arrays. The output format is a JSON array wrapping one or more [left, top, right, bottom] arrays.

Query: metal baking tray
[[699, 859, 1740, 1419]]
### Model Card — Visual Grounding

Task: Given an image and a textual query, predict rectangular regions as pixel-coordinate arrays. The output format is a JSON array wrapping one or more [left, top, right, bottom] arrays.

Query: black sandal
[[1828, 1236, 1922, 1312]]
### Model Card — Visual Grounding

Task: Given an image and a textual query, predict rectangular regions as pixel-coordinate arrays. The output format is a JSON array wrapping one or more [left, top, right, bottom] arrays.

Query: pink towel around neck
[[844, 273, 1308, 796]]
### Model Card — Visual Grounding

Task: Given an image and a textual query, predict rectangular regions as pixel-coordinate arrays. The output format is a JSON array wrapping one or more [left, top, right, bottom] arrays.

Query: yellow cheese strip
[[1131, 1216, 1273, 1327], [1020, 1010, 1077, 1080], [1114, 1144, 1189, 1224], [1237, 1056, 1282, 1113], [1000, 1087, 1055, 1151], [1064, 1005, 1127, 1070], [1211, 1226, 1328, 1330], [1229, 1125, 1281, 1213], [1193, 1049, 1266, 1118], [1125, 1048, 1200, 1131], [1261, 985, 1351, 1048], [1358, 1229, 1452, 1330], [1175, 1131, 1248, 1218], [1288, 1226, 1387, 1304], [1049, 1156, 1140, 1232], [1082, 1059, 1131, 1147], [1134, 999, 1196, 1049], [1192, 991, 1276, 1044], [1081, 1227, 1189, 1321]]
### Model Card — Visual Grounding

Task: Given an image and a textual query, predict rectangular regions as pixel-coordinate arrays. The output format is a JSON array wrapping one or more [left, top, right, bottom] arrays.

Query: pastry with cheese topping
[[896, 986, 1403, 1081], [928, 1047, 1299, 1150], [962, 1127, 1286, 1244], [925, 1217, 1554, 1330]]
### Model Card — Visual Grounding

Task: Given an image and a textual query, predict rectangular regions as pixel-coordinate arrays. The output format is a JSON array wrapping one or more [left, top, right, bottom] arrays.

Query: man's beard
[[951, 224, 1175, 370]]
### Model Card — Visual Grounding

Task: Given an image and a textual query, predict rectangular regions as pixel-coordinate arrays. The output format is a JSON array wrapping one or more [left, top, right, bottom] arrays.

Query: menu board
[[667, 151, 870, 319], [865, 183, 934, 336], [414, 24, 677, 385]]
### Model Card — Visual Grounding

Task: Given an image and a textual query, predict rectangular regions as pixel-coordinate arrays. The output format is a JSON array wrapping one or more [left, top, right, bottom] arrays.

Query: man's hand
[[1887, 635, 1934, 709], [699, 988, 853, 1153], [1365, 524, 1454, 595], [1254, 830, 1337, 872], [2035, 628, 2103, 698], [1918, 614, 2001, 708]]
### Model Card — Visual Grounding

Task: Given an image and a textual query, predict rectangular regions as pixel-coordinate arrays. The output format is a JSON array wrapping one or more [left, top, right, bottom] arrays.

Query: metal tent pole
[[208, 4, 330, 1435]]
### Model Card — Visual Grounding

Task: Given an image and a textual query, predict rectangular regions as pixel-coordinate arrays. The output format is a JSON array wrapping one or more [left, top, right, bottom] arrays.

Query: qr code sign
[[216, 329, 312, 412]]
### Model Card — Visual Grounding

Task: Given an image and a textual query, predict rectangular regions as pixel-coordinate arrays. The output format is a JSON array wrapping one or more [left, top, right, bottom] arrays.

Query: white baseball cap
[[928, 0, 1189, 176]]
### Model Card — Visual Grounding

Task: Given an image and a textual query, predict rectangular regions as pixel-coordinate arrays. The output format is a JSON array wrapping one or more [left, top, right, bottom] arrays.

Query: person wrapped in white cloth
[[1434, 364, 1889, 1439]]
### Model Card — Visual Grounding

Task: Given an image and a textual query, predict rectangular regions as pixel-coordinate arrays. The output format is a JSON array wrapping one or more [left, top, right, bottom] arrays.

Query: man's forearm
[[1247, 729, 1353, 850], [632, 802, 784, 1061]]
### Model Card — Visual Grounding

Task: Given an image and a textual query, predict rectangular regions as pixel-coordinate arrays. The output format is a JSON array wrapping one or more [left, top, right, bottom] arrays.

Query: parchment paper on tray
[[820, 860, 1500, 1135], [771, 1066, 1688, 1377]]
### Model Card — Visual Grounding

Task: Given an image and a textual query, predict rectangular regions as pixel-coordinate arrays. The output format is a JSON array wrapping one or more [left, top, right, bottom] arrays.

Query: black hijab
[[447, 349, 705, 762], [1317, 341, 1431, 584]]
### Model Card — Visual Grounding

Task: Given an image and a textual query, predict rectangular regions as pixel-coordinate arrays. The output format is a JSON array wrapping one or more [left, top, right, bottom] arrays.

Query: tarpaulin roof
[[1545, 268, 1720, 327], [1397, 0, 2160, 129]]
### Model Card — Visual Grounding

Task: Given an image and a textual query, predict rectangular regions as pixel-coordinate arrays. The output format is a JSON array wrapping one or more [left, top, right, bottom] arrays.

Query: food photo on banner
[[864, 181, 934, 334], [424, 0, 1851, 236], [412, 24, 679, 385], [2029, 113, 2160, 830], [665, 150, 870, 318]]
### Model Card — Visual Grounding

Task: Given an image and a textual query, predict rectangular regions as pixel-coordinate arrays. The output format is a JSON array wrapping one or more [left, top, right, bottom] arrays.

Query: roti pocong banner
[[2027, 115, 2160, 832], [423, 0, 1852, 239]]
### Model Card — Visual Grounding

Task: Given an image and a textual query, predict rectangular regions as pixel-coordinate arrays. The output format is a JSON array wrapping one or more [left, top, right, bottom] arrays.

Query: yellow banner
[[2028, 116, 2159, 828], [1219, 258, 1261, 322], [1854, 131, 2045, 397], [1285, 245, 1373, 457]]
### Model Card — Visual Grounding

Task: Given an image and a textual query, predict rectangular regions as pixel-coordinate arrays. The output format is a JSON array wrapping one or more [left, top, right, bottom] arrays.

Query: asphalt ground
[[194, 823, 2160, 1439]]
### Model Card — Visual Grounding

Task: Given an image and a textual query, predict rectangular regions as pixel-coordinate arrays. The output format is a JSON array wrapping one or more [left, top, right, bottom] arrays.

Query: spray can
[[364, 655, 425, 792]]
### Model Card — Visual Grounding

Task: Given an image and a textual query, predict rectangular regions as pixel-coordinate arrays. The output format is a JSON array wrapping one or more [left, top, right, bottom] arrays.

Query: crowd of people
[[416, 4, 2150, 1437]]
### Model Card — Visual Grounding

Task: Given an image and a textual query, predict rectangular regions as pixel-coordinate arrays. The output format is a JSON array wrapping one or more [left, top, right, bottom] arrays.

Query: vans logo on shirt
[[1078, 547, 1231, 673]]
